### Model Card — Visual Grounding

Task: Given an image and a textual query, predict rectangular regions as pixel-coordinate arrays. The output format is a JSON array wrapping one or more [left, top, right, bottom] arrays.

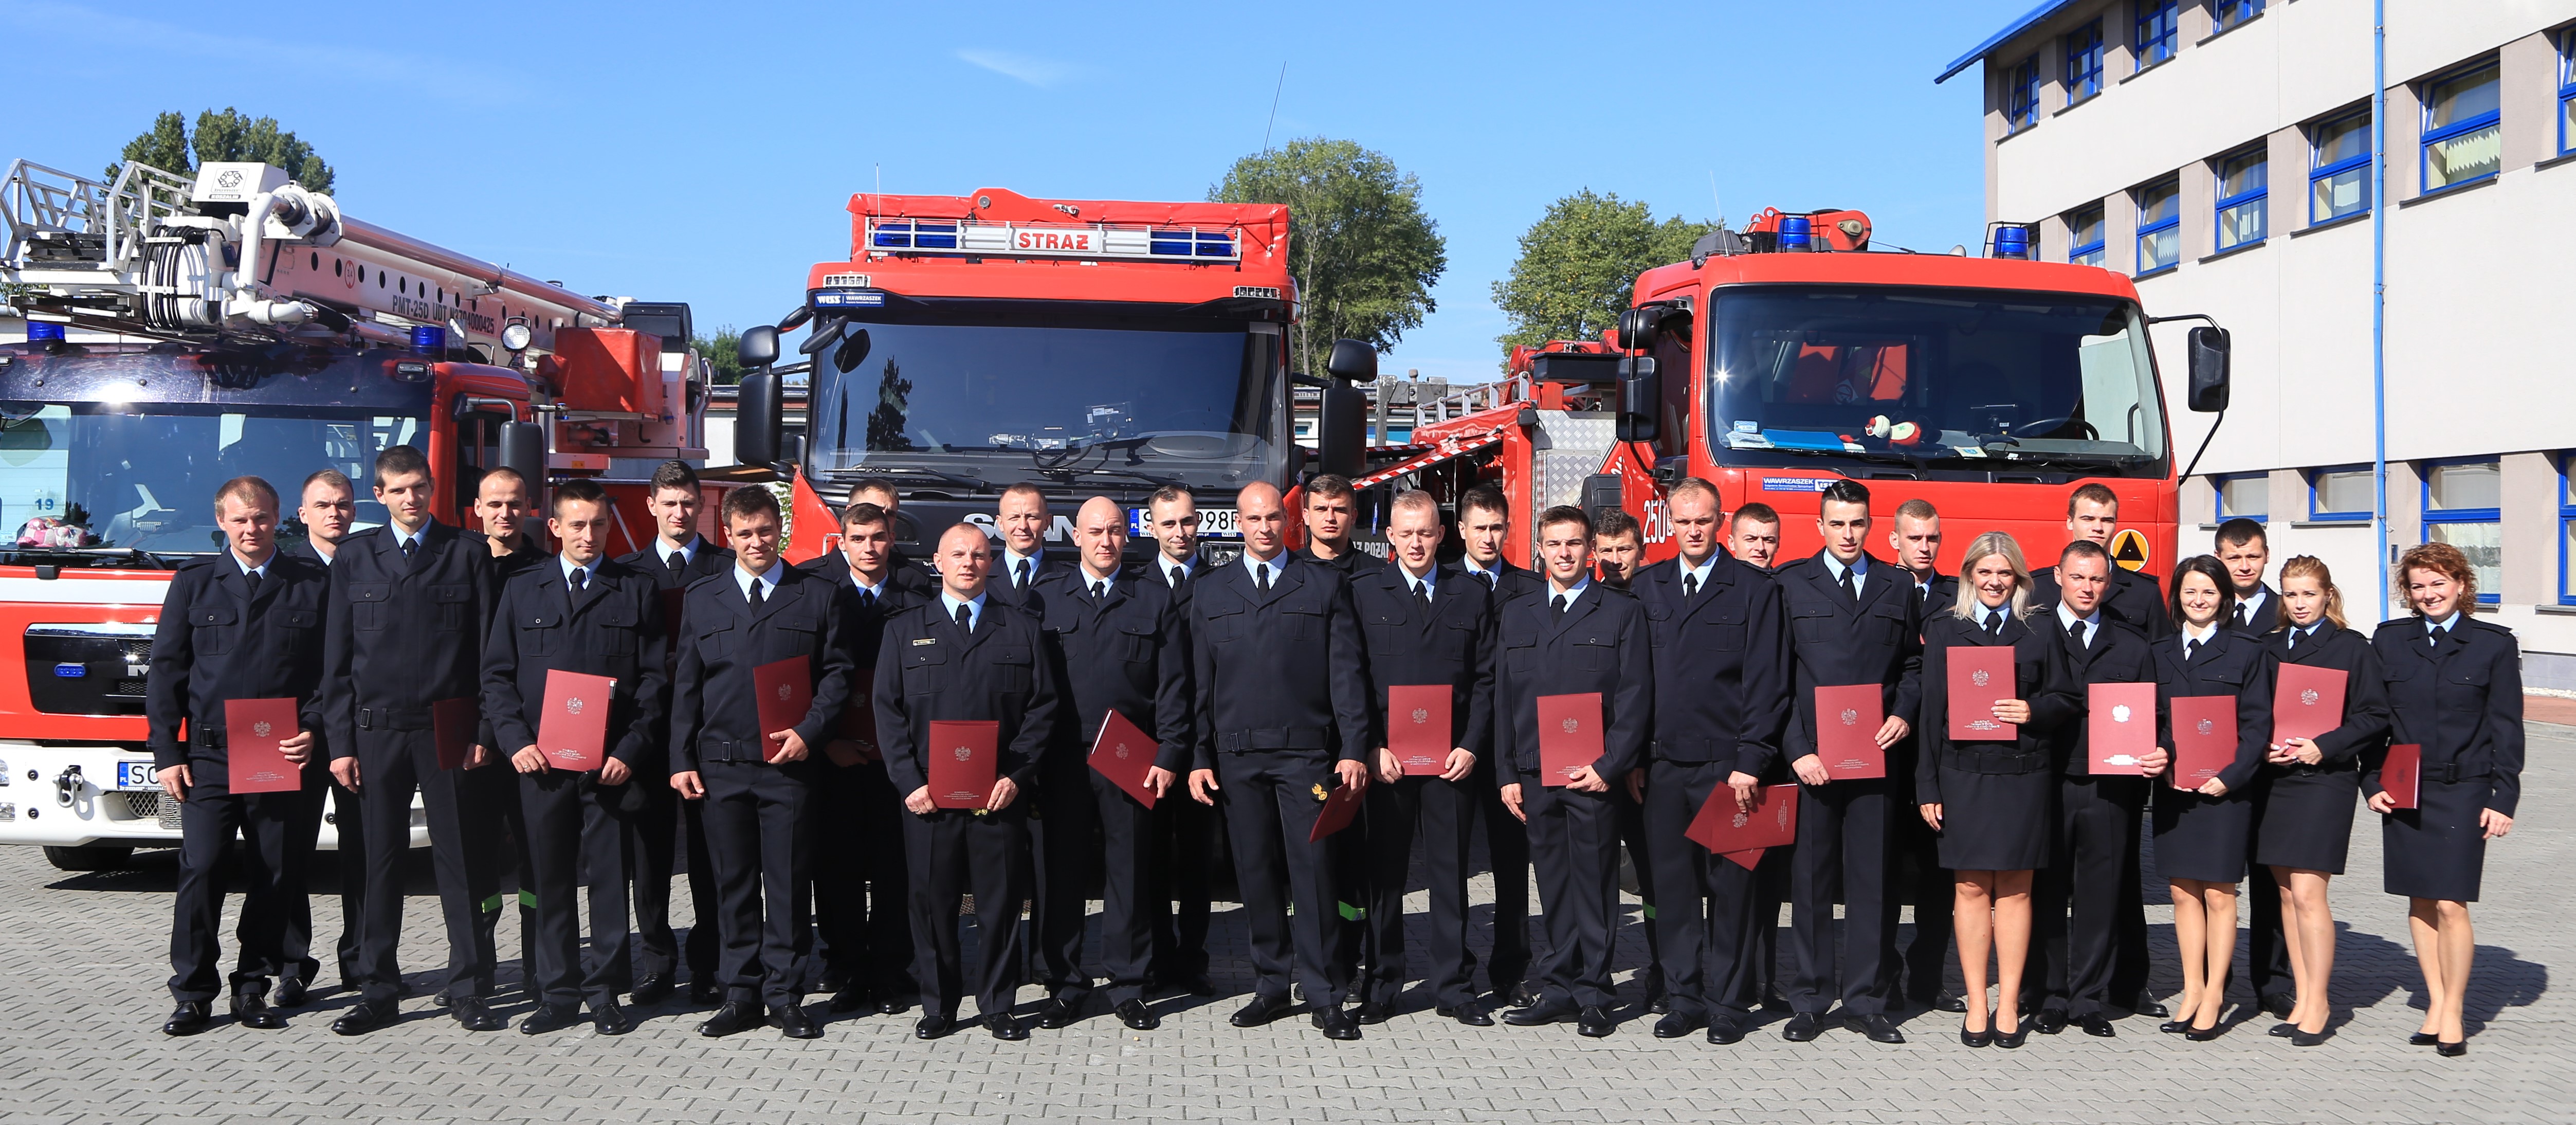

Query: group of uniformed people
[[150, 451, 2523, 1054]]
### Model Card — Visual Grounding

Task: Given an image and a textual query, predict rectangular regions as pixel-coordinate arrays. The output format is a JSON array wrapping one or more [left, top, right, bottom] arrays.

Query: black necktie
[[956, 603, 973, 630], [399, 536, 417, 560], [1841, 568, 1859, 605], [1414, 582, 1433, 614], [1551, 593, 1568, 619], [1985, 611, 2003, 637], [1682, 573, 1698, 601], [2235, 603, 2249, 628], [666, 550, 684, 577], [1476, 570, 1495, 591], [747, 579, 765, 611], [242, 568, 262, 601], [2186, 638, 2202, 662], [1015, 558, 1031, 589], [857, 587, 875, 612], [570, 567, 587, 594], [1167, 565, 1184, 589], [1092, 580, 1109, 603], [2068, 619, 2086, 648], [1256, 564, 1271, 593]]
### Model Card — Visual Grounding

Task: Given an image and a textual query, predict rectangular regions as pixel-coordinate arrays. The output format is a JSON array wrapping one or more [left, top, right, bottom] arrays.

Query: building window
[[2310, 466, 2373, 521], [2067, 203, 2106, 266], [2215, 147, 2268, 251], [2006, 55, 2041, 131], [2135, 177, 2181, 275], [2066, 21, 2104, 103], [2422, 61, 2501, 193], [2217, 473, 2268, 522], [2310, 111, 2371, 223], [2214, 0, 2264, 33], [2561, 455, 2576, 605], [2560, 30, 2576, 156], [2422, 459, 2502, 603], [2136, 1, 2179, 69]]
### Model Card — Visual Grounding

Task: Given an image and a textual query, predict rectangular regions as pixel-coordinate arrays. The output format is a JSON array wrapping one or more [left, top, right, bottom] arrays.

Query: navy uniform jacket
[[2149, 625, 2275, 793], [2368, 615, 2523, 816], [1771, 552, 1920, 775], [2233, 583, 2281, 634], [989, 548, 1063, 610], [2043, 615, 2154, 775], [2032, 565, 2172, 642], [873, 595, 1062, 794], [1296, 545, 1378, 582], [146, 553, 333, 785], [800, 549, 935, 600], [668, 566, 854, 772], [1033, 567, 1194, 773], [1460, 557, 1544, 603], [480, 557, 668, 769], [1628, 554, 1788, 775], [321, 521, 496, 760], [1914, 611, 2081, 802], [1493, 581, 1653, 782], [2266, 624, 2389, 769], [1185, 555, 1375, 771], [1907, 572, 1961, 623], [1350, 562, 1497, 759]]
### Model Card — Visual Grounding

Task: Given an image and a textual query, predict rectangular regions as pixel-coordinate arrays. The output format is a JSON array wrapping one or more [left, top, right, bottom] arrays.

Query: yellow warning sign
[[2110, 528, 2150, 572]]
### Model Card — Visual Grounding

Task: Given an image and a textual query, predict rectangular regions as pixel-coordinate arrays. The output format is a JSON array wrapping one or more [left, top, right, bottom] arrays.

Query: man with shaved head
[[1024, 496, 1193, 1031], [1186, 480, 1375, 1040]]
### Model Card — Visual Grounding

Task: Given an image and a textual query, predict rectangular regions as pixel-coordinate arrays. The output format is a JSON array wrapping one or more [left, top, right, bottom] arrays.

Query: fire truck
[[1356, 207, 2232, 583], [0, 157, 716, 869]]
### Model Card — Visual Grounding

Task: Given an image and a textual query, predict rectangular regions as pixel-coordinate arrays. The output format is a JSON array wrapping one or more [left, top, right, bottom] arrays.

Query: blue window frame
[[2215, 0, 2264, 33], [2067, 203, 2106, 266], [2421, 458, 2502, 603], [2422, 61, 2501, 193], [2006, 55, 2041, 131], [2214, 147, 2268, 251], [2217, 473, 2268, 522], [2310, 111, 2371, 223], [2134, 178, 2181, 275], [2066, 21, 2104, 103], [2560, 454, 2576, 605], [2309, 465, 2373, 521], [2560, 30, 2576, 156], [2136, 1, 2179, 69]]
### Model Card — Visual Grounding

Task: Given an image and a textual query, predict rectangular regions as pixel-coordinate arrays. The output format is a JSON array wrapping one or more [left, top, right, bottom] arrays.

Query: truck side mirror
[[1325, 338, 1378, 383], [1317, 382, 1367, 477], [2186, 325, 2231, 412], [498, 422, 546, 494], [1616, 356, 1660, 442], [738, 324, 780, 368], [736, 371, 784, 468], [1617, 306, 1664, 350]]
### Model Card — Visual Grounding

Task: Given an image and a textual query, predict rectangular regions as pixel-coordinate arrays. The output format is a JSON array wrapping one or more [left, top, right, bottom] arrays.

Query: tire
[[42, 844, 133, 872]]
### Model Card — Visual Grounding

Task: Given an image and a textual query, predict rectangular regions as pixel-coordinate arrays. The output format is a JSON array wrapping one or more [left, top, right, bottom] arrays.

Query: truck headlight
[[0, 758, 10, 785]]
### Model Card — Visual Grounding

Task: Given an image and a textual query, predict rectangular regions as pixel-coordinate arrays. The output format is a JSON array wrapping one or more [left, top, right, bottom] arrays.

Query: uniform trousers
[[2032, 775, 2147, 1017], [275, 771, 344, 986], [1895, 796, 1954, 1000], [1478, 772, 1534, 992], [1034, 767, 1162, 1005], [352, 730, 496, 1004], [1523, 772, 1622, 1010], [1148, 793, 1217, 981], [813, 758, 912, 997], [1347, 774, 1479, 1009], [1615, 785, 1662, 987], [1787, 777, 1898, 1015], [1216, 747, 1346, 1006], [630, 781, 721, 983], [697, 759, 813, 1008], [902, 806, 1031, 1018], [1640, 760, 1765, 1019], [168, 782, 295, 1003], [518, 770, 635, 1007]]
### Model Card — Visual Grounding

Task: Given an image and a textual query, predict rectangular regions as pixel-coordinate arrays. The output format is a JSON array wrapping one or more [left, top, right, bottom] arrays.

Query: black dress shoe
[[1116, 999, 1159, 1030], [1780, 1011, 1822, 1042], [453, 997, 506, 1032], [1177, 972, 1217, 997], [1437, 1004, 1494, 1026], [520, 1003, 583, 1035], [433, 989, 453, 1008], [771, 1003, 821, 1039], [989, 1014, 1029, 1041], [915, 1012, 956, 1039], [2032, 1009, 2067, 1036], [1231, 993, 1295, 1028], [272, 978, 308, 1008], [2409, 1031, 2441, 1046], [2183, 1021, 2225, 1042], [2080, 1013, 2117, 1038], [2269, 1022, 2296, 1038], [1960, 1022, 1992, 1048], [231, 992, 286, 1030], [686, 978, 722, 1005], [1932, 993, 1968, 1014], [332, 1000, 398, 1036], [1642, 967, 1668, 1015], [698, 1001, 761, 1038], [875, 997, 909, 1017], [162, 1001, 212, 1036], [2436, 1039, 2466, 1057], [2291, 1027, 2331, 1047], [1353, 1001, 1393, 1025], [1504, 999, 1576, 1026], [1848, 1013, 1905, 1044], [816, 967, 851, 995], [1707, 1012, 1746, 1044], [1035, 997, 1083, 1029], [1652, 1011, 1698, 1039], [1576, 1005, 1615, 1038], [1504, 982, 1539, 1009], [1996, 1022, 2030, 1049], [593, 1002, 635, 1036], [828, 988, 871, 1014], [2259, 991, 2296, 1021], [2131, 996, 2169, 1019], [629, 973, 673, 1005], [1312, 1006, 1362, 1040]]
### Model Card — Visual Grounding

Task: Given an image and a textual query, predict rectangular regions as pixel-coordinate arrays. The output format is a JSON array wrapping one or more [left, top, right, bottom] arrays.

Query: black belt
[[356, 706, 434, 732], [696, 738, 771, 764], [1216, 727, 1327, 753], [1948, 748, 2047, 775], [191, 729, 228, 750], [2427, 762, 2490, 785]]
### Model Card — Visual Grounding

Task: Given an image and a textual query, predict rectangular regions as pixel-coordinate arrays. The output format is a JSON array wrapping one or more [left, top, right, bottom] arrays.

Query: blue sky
[[2, 0, 2024, 384]]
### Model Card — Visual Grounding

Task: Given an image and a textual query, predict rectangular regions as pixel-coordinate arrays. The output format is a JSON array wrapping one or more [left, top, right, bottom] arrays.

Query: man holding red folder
[[480, 480, 667, 1036], [147, 476, 331, 1036], [1028, 497, 1192, 1032], [667, 486, 854, 1040], [803, 499, 920, 1017], [875, 523, 1064, 1041]]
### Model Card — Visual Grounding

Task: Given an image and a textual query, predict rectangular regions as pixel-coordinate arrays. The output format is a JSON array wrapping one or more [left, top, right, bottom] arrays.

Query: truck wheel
[[42, 845, 134, 872]]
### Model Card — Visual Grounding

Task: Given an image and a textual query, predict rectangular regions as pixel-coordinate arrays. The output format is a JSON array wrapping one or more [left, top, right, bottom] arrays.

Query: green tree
[[695, 326, 746, 386], [1212, 138, 1446, 377], [109, 108, 334, 193], [1492, 190, 1719, 357]]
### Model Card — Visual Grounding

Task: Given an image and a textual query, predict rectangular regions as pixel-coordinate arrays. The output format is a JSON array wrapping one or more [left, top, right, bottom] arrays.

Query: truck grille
[[119, 791, 180, 829], [23, 623, 154, 716]]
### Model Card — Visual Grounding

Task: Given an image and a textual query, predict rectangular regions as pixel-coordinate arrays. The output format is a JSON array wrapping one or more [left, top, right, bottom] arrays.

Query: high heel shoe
[[2436, 1039, 2467, 1058], [2291, 1027, 2331, 1047], [1994, 1014, 2027, 1049], [2268, 1022, 2295, 1037], [2159, 1020, 2192, 1034], [1960, 1021, 1992, 1048], [2408, 1031, 2440, 1046], [2183, 1020, 2225, 1042]]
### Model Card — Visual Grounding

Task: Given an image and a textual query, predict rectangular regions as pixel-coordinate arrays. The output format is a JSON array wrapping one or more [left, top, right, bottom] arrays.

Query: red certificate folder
[[2085, 682, 2159, 775], [2381, 743, 2422, 810], [1388, 685, 1453, 776], [2272, 664, 2348, 746], [1308, 780, 1363, 841], [2169, 695, 2237, 790], [926, 719, 998, 809], [1946, 646, 2017, 741], [537, 669, 616, 771], [1686, 780, 1798, 855], [223, 698, 302, 793], [1721, 849, 1766, 871], [431, 697, 478, 770], [1535, 692, 1603, 786], [1813, 684, 1886, 779], [839, 680, 876, 748], [754, 655, 813, 763], [1088, 710, 1159, 810]]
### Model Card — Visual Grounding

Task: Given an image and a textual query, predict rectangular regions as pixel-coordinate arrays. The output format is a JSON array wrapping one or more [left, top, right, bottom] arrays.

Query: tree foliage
[[695, 326, 746, 386], [1212, 138, 1446, 377], [113, 108, 335, 193], [1492, 189, 1719, 357]]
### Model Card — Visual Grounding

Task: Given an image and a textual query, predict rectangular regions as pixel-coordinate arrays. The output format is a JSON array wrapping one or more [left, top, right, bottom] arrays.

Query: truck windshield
[[1707, 285, 2167, 469], [0, 403, 422, 556], [805, 311, 1284, 491]]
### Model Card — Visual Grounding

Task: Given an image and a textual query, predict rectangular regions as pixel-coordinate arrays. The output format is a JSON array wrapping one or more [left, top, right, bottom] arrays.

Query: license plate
[[116, 761, 159, 790], [1196, 507, 1240, 537]]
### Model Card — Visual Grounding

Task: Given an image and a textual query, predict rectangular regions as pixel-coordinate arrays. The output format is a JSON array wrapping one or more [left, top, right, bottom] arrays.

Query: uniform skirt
[[1934, 766, 2053, 872], [2382, 776, 2491, 902], [2252, 766, 2360, 875], [2151, 784, 2256, 883]]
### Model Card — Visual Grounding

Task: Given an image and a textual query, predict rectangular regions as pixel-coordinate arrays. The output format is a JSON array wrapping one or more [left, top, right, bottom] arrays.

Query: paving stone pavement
[[3, 727, 2570, 1123]]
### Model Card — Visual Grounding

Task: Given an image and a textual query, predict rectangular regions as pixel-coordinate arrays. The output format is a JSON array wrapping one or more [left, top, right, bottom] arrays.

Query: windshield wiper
[[865, 465, 994, 494]]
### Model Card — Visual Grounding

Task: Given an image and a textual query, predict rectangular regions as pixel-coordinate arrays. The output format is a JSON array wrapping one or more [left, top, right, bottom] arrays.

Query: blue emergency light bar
[[866, 219, 1241, 263]]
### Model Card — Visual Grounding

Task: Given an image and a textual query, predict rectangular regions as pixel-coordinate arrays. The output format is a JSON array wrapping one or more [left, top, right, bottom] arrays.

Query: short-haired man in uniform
[[2030, 483, 2170, 641], [1887, 497, 1962, 1012], [277, 468, 357, 1006], [481, 479, 666, 1036], [1295, 473, 1372, 578], [1588, 504, 1659, 1010], [1141, 483, 1217, 995], [150, 476, 331, 1035], [1727, 502, 1782, 573], [845, 476, 936, 597], [801, 500, 919, 1015], [876, 523, 1064, 1040], [1496, 505, 1652, 1038], [468, 466, 544, 995], [990, 482, 1057, 608], [667, 486, 854, 1040], [1592, 510, 1645, 587], [1454, 482, 1539, 1006], [2213, 516, 2292, 1022], [1185, 481, 1375, 1040]]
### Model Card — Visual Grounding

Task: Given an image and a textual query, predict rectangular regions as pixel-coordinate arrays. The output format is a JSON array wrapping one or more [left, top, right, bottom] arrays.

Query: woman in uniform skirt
[[2367, 542, 2523, 1057], [2150, 556, 2273, 1041], [1915, 532, 2077, 1049], [2255, 557, 2388, 1046]]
